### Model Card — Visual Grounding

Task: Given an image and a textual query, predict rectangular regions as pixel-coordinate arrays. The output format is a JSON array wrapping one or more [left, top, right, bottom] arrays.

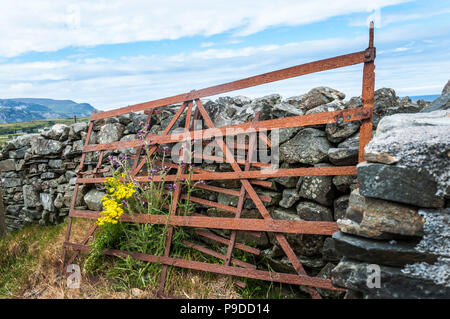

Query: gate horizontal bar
[[90, 51, 366, 121], [63, 242, 344, 291], [69, 210, 338, 235], [77, 165, 357, 184], [83, 107, 370, 153]]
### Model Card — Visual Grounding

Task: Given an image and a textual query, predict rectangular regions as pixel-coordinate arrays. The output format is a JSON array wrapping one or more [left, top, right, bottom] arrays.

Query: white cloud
[[0, 0, 408, 57]]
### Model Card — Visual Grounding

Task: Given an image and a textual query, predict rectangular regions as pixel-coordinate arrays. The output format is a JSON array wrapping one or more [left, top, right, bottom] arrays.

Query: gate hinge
[[364, 47, 376, 62]]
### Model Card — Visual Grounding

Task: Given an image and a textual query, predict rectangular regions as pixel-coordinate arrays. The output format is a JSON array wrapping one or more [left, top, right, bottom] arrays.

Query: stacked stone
[[0, 122, 89, 231], [330, 103, 450, 298], [0, 86, 431, 297]]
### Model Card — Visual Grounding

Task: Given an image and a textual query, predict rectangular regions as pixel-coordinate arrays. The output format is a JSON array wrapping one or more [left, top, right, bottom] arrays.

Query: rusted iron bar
[[193, 229, 260, 255], [89, 51, 366, 121], [66, 222, 98, 266], [61, 110, 96, 273], [78, 165, 357, 184], [194, 183, 272, 203], [182, 240, 256, 269], [69, 210, 338, 235], [225, 113, 259, 266], [180, 194, 238, 214], [192, 153, 272, 168], [63, 242, 344, 291], [159, 101, 193, 293], [83, 107, 370, 153], [358, 22, 376, 163]]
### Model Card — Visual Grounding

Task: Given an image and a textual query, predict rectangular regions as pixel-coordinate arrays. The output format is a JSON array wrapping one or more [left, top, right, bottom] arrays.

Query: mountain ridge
[[0, 98, 96, 123]]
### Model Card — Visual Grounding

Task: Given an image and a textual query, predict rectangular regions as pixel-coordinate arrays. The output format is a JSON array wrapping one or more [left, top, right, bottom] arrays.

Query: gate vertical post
[[358, 21, 376, 163]]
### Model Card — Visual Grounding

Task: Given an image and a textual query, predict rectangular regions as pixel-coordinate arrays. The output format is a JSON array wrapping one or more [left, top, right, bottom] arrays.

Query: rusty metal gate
[[61, 23, 375, 298]]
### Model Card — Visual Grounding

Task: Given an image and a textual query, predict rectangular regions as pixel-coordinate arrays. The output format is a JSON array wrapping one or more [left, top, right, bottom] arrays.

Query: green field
[[0, 117, 89, 147]]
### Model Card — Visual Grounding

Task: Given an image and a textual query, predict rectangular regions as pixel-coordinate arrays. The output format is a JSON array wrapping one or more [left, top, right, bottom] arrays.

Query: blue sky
[[0, 0, 449, 110]]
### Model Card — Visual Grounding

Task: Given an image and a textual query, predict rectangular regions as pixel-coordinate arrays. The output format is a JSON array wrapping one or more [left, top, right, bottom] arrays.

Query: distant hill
[[0, 98, 96, 123]]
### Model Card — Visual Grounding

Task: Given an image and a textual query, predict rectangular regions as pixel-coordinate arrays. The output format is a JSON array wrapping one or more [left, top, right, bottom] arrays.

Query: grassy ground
[[0, 219, 302, 299]]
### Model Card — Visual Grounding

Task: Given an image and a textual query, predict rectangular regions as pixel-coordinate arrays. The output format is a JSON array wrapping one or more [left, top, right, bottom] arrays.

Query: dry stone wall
[[330, 98, 450, 298], [1, 85, 442, 298]]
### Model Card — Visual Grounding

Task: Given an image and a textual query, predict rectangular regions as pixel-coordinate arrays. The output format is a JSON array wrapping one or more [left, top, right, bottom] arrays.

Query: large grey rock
[[328, 147, 358, 166], [331, 258, 450, 298], [332, 175, 357, 192], [337, 189, 425, 239], [97, 123, 124, 144], [69, 122, 88, 139], [42, 124, 70, 141], [23, 185, 40, 208], [296, 201, 333, 221], [40, 193, 55, 212], [299, 164, 335, 206], [279, 188, 300, 209], [358, 162, 445, 208], [326, 121, 360, 143], [285, 87, 345, 113], [280, 128, 332, 164], [421, 94, 450, 112], [2, 177, 22, 188], [272, 163, 300, 188], [30, 137, 63, 155], [333, 195, 349, 221], [365, 110, 449, 201], [372, 88, 424, 127], [332, 231, 437, 267], [442, 80, 450, 96], [83, 189, 106, 211], [118, 134, 138, 156], [316, 263, 346, 298], [0, 159, 16, 172]]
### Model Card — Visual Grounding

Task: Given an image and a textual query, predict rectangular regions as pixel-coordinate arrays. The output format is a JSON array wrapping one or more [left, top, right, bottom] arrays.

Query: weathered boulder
[[332, 231, 437, 267], [272, 163, 300, 188], [316, 263, 345, 298], [333, 195, 349, 221], [23, 185, 40, 208], [285, 87, 345, 113], [358, 162, 445, 208], [372, 88, 424, 127], [328, 148, 358, 166], [42, 124, 70, 141], [69, 122, 88, 140], [296, 201, 333, 221], [331, 258, 450, 298], [325, 121, 360, 143], [421, 94, 450, 113], [443, 79, 450, 96], [30, 137, 63, 155], [332, 175, 357, 192], [280, 128, 332, 164], [3, 178, 22, 188], [40, 193, 55, 212], [118, 134, 138, 156], [337, 189, 425, 239], [279, 188, 300, 209], [299, 164, 335, 206], [83, 189, 106, 211], [0, 159, 16, 172], [97, 123, 124, 144]]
